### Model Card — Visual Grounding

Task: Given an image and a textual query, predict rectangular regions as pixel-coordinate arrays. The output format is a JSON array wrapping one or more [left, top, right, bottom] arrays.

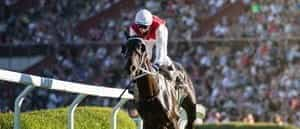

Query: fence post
[[111, 99, 128, 129], [132, 117, 143, 129], [14, 85, 35, 129], [68, 94, 87, 129]]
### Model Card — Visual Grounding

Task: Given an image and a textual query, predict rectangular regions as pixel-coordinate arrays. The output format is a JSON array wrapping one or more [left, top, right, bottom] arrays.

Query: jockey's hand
[[152, 63, 159, 71]]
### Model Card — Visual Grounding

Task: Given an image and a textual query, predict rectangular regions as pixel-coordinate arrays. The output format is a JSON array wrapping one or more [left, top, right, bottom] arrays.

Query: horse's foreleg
[[182, 95, 196, 129]]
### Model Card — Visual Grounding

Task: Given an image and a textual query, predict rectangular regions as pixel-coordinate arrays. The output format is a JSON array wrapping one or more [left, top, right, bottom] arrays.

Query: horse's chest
[[137, 97, 163, 112], [137, 97, 169, 122], [138, 77, 177, 114]]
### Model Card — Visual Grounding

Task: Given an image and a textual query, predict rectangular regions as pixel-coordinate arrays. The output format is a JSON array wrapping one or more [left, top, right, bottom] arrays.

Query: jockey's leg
[[171, 62, 185, 89], [158, 65, 174, 80], [157, 61, 185, 88]]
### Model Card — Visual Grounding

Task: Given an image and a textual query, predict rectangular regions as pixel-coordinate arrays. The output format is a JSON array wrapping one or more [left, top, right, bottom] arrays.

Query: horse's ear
[[124, 31, 130, 39], [121, 44, 127, 55]]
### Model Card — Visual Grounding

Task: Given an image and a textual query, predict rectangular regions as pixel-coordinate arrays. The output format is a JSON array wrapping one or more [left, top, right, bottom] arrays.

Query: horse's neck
[[136, 74, 159, 99]]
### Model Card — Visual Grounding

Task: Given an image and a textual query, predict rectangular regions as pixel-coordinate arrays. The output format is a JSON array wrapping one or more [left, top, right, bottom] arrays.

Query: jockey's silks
[[131, 16, 166, 40]]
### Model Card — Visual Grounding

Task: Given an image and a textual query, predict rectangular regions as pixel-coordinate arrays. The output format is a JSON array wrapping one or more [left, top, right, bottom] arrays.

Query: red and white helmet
[[135, 9, 153, 26]]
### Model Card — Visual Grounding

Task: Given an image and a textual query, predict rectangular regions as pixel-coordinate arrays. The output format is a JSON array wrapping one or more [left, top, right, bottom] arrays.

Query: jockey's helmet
[[135, 9, 153, 26]]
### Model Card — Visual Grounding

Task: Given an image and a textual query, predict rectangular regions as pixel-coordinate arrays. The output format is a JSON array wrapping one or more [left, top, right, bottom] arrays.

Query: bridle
[[118, 38, 159, 101], [130, 51, 157, 81], [126, 37, 158, 81]]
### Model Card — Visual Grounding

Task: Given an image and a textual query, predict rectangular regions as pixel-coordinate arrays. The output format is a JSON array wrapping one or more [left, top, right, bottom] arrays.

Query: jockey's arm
[[154, 24, 170, 66], [128, 27, 137, 37]]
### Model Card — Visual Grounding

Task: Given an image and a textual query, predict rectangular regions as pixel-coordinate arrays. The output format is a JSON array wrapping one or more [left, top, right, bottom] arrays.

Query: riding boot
[[158, 65, 174, 81]]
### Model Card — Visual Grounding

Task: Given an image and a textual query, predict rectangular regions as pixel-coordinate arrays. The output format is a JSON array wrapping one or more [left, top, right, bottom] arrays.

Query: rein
[[126, 37, 158, 80]]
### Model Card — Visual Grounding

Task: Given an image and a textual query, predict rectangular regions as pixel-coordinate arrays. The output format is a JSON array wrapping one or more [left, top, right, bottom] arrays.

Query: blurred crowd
[[2, 0, 300, 44], [0, 0, 119, 45], [185, 41, 299, 126], [0, 0, 300, 127], [211, 0, 300, 38]]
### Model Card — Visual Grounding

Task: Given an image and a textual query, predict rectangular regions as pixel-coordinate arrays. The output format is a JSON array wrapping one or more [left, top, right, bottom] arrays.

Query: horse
[[122, 37, 197, 129]]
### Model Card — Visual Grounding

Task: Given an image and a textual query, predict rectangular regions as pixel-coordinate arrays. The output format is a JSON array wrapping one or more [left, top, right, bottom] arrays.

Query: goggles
[[137, 24, 149, 29]]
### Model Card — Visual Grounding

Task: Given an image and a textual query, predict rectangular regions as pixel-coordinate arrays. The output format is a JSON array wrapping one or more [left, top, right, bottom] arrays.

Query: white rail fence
[[0, 69, 140, 129]]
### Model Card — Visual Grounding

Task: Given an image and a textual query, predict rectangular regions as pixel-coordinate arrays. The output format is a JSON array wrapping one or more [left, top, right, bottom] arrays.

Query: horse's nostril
[[130, 65, 136, 72]]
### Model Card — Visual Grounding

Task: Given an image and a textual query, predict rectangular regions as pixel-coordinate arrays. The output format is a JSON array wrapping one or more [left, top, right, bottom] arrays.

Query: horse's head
[[122, 38, 150, 78]]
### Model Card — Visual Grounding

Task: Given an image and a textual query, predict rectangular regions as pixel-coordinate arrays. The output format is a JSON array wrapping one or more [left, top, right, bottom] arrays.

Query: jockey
[[128, 9, 174, 80]]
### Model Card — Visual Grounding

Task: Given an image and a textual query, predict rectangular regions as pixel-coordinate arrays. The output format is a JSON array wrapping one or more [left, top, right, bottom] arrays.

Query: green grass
[[0, 106, 135, 129], [1, 108, 298, 129], [196, 123, 299, 129]]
